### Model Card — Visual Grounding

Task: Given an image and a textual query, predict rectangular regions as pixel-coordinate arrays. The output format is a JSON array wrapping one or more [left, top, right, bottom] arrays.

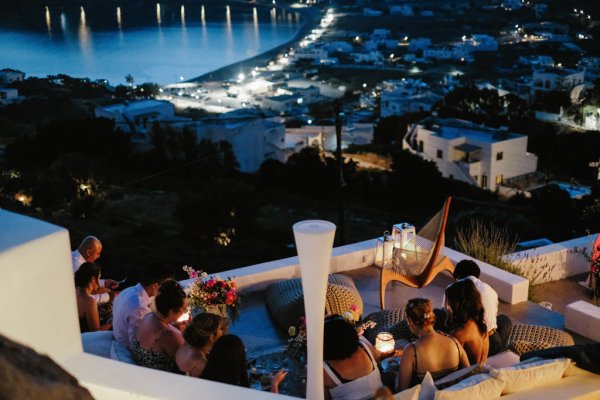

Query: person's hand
[[270, 369, 288, 393], [104, 279, 119, 289]]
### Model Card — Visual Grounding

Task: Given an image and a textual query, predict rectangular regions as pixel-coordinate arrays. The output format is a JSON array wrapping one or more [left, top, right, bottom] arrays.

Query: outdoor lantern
[[392, 223, 416, 249], [375, 231, 393, 267], [375, 332, 394, 354]]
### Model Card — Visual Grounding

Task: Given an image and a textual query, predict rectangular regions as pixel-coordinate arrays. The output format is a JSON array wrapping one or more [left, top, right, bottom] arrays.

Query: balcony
[[0, 210, 598, 399]]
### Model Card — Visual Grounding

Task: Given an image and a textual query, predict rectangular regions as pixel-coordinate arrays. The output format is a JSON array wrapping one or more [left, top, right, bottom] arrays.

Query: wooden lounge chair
[[380, 197, 454, 309]]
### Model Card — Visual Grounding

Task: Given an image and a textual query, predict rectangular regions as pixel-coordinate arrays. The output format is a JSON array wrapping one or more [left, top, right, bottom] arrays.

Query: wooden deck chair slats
[[380, 197, 455, 309]]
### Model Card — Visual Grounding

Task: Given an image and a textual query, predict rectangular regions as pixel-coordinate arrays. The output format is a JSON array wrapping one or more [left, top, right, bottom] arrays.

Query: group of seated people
[[72, 237, 287, 392], [322, 259, 513, 399], [73, 235, 511, 398]]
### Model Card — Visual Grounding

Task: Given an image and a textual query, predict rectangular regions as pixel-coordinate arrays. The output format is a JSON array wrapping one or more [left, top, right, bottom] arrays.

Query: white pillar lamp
[[293, 220, 336, 400]]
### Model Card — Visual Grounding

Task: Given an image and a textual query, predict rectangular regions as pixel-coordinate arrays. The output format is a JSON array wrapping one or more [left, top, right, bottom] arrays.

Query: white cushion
[[486, 350, 520, 369], [110, 340, 136, 364], [434, 374, 504, 400], [418, 372, 436, 400], [393, 384, 420, 400], [489, 357, 571, 395], [81, 331, 113, 358]]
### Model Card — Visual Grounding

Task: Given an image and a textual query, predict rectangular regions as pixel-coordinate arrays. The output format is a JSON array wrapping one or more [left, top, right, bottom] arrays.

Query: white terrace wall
[[503, 234, 597, 284], [0, 210, 287, 400]]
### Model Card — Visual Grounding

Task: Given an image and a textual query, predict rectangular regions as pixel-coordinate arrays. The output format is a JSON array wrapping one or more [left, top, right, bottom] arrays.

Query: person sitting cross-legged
[[131, 279, 188, 372], [397, 298, 469, 391], [75, 262, 113, 333]]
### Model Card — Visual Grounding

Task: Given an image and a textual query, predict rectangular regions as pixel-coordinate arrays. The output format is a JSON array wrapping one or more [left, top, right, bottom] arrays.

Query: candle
[[375, 332, 394, 354], [177, 311, 190, 323]]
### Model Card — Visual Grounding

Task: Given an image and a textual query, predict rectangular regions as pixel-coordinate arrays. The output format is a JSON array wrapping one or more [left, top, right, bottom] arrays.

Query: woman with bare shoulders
[[444, 279, 490, 365], [75, 262, 112, 332], [397, 298, 469, 391], [131, 279, 187, 372], [175, 312, 227, 377]]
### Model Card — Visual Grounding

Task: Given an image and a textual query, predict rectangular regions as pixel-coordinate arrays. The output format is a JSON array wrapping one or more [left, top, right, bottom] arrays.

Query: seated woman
[[175, 312, 227, 377], [201, 334, 287, 393], [323, 315, 383, 400], [131, 279, 187, 371], [397, 298, 469, 391], [75, 262, 112, 333], [445, 279, 490, 365]]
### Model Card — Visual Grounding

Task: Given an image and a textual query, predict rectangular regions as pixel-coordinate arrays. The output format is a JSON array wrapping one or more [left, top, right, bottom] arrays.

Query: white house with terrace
[[403, 118, 538, 191]]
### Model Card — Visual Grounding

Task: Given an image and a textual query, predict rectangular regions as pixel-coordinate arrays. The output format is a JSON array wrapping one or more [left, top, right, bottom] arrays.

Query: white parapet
[[565, 300, 600, 342], [504, 234, 597, 284], [445, 247, 530, 304]]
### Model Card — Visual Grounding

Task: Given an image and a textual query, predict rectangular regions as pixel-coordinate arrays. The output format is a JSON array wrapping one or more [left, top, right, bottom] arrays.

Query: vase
[[191, 304, 227, 319]]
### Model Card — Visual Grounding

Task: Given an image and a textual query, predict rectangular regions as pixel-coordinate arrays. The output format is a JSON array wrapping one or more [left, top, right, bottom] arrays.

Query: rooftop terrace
[[0, 210, 598, 399]]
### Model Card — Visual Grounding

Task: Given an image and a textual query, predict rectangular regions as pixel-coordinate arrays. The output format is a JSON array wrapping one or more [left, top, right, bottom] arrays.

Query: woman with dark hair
[[444, 279, 489, 364], [175, 312, 227, 377], [397, 298, 469, 391], [323, 315, 383, 400], [75, 262, 112, 332], [132, 279, 188, 371], [201, 334, 287, 393]]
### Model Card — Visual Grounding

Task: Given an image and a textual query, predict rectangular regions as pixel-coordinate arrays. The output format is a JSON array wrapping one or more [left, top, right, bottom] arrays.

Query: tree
[[125, 74, 134, 86]]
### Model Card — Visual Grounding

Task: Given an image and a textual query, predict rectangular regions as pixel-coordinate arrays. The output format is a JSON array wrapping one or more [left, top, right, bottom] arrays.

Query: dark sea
[[0, 2, 300, 85]]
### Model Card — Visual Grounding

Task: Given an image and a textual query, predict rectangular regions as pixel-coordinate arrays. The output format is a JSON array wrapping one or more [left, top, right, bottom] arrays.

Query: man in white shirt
[[451, 259, 512, 356], [112, 262, 174, 349], [72, 236, 118, 304]]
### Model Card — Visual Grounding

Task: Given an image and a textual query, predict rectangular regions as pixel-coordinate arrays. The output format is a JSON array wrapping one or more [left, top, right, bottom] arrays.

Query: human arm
[[270, 369, 288, 393], [396, 343, 415, 392], [127, 306, 150, 349], [160, 328, 185, 358]]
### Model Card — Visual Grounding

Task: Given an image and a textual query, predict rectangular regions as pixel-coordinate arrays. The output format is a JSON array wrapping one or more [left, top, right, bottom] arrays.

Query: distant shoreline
[[189, 3, 322, 83]]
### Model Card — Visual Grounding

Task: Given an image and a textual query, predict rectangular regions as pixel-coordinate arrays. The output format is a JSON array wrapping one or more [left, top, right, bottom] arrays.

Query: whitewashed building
[[295, 46, 328, 60], [197, 112, 286, 173], [285, 123, 374, 154], [531, 68, 585, 95], [0, 68, 25, 84], [519, 55, 554, 68], [461, 34, 499, 51], [403, 118, 538, 191], [95, 100, 192, 145], [0, 87, 22, 106], [380, 79, 441, 117], [408, 38, 432, 52]]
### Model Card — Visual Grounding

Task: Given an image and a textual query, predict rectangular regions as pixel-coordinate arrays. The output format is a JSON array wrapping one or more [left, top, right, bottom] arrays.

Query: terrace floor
[[230, 265, 596, 356]]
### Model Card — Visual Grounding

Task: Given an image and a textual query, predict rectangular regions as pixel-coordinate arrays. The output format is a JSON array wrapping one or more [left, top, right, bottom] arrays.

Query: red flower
[[206, 279, 216, 288]]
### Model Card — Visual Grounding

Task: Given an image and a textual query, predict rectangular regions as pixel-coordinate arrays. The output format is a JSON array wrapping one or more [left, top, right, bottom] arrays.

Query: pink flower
[[349, 304, 359, 312], [206, 279, 216, 288], [189, 270, 199, 279]]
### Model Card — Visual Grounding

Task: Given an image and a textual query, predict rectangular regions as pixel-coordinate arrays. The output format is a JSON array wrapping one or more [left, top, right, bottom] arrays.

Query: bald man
[[72, 236, 118, 304]]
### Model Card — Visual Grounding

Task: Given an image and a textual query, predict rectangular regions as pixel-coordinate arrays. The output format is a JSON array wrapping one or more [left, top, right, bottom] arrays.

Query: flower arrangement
[[286, 305, 377, 360], [183, 265, 241, 321]]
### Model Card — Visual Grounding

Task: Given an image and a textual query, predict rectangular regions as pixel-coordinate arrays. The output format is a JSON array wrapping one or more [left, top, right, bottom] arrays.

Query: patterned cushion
[[265, 274, 363, 330], [362, 308, 412, 343], [506, 324, 575, 355]]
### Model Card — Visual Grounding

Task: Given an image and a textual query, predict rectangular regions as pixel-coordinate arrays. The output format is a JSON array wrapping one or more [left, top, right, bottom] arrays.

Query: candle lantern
[[375, 331, 395, 355], [374, 231, 393, 267], [392, 223, 416, 249]]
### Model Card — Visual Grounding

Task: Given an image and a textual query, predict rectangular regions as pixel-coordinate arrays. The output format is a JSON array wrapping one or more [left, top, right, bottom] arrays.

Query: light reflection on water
[[0, 3, 299, 85]]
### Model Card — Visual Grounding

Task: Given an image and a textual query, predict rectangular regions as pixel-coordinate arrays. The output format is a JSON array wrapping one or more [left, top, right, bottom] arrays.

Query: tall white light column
[[293, 220, 336, 400]]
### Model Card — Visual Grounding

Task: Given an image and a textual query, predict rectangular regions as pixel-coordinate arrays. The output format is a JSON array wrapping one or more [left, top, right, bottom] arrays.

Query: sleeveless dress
[[131, 328, 175, 372], [410, 334, 462, 387], [323, 336, 383, 400]]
